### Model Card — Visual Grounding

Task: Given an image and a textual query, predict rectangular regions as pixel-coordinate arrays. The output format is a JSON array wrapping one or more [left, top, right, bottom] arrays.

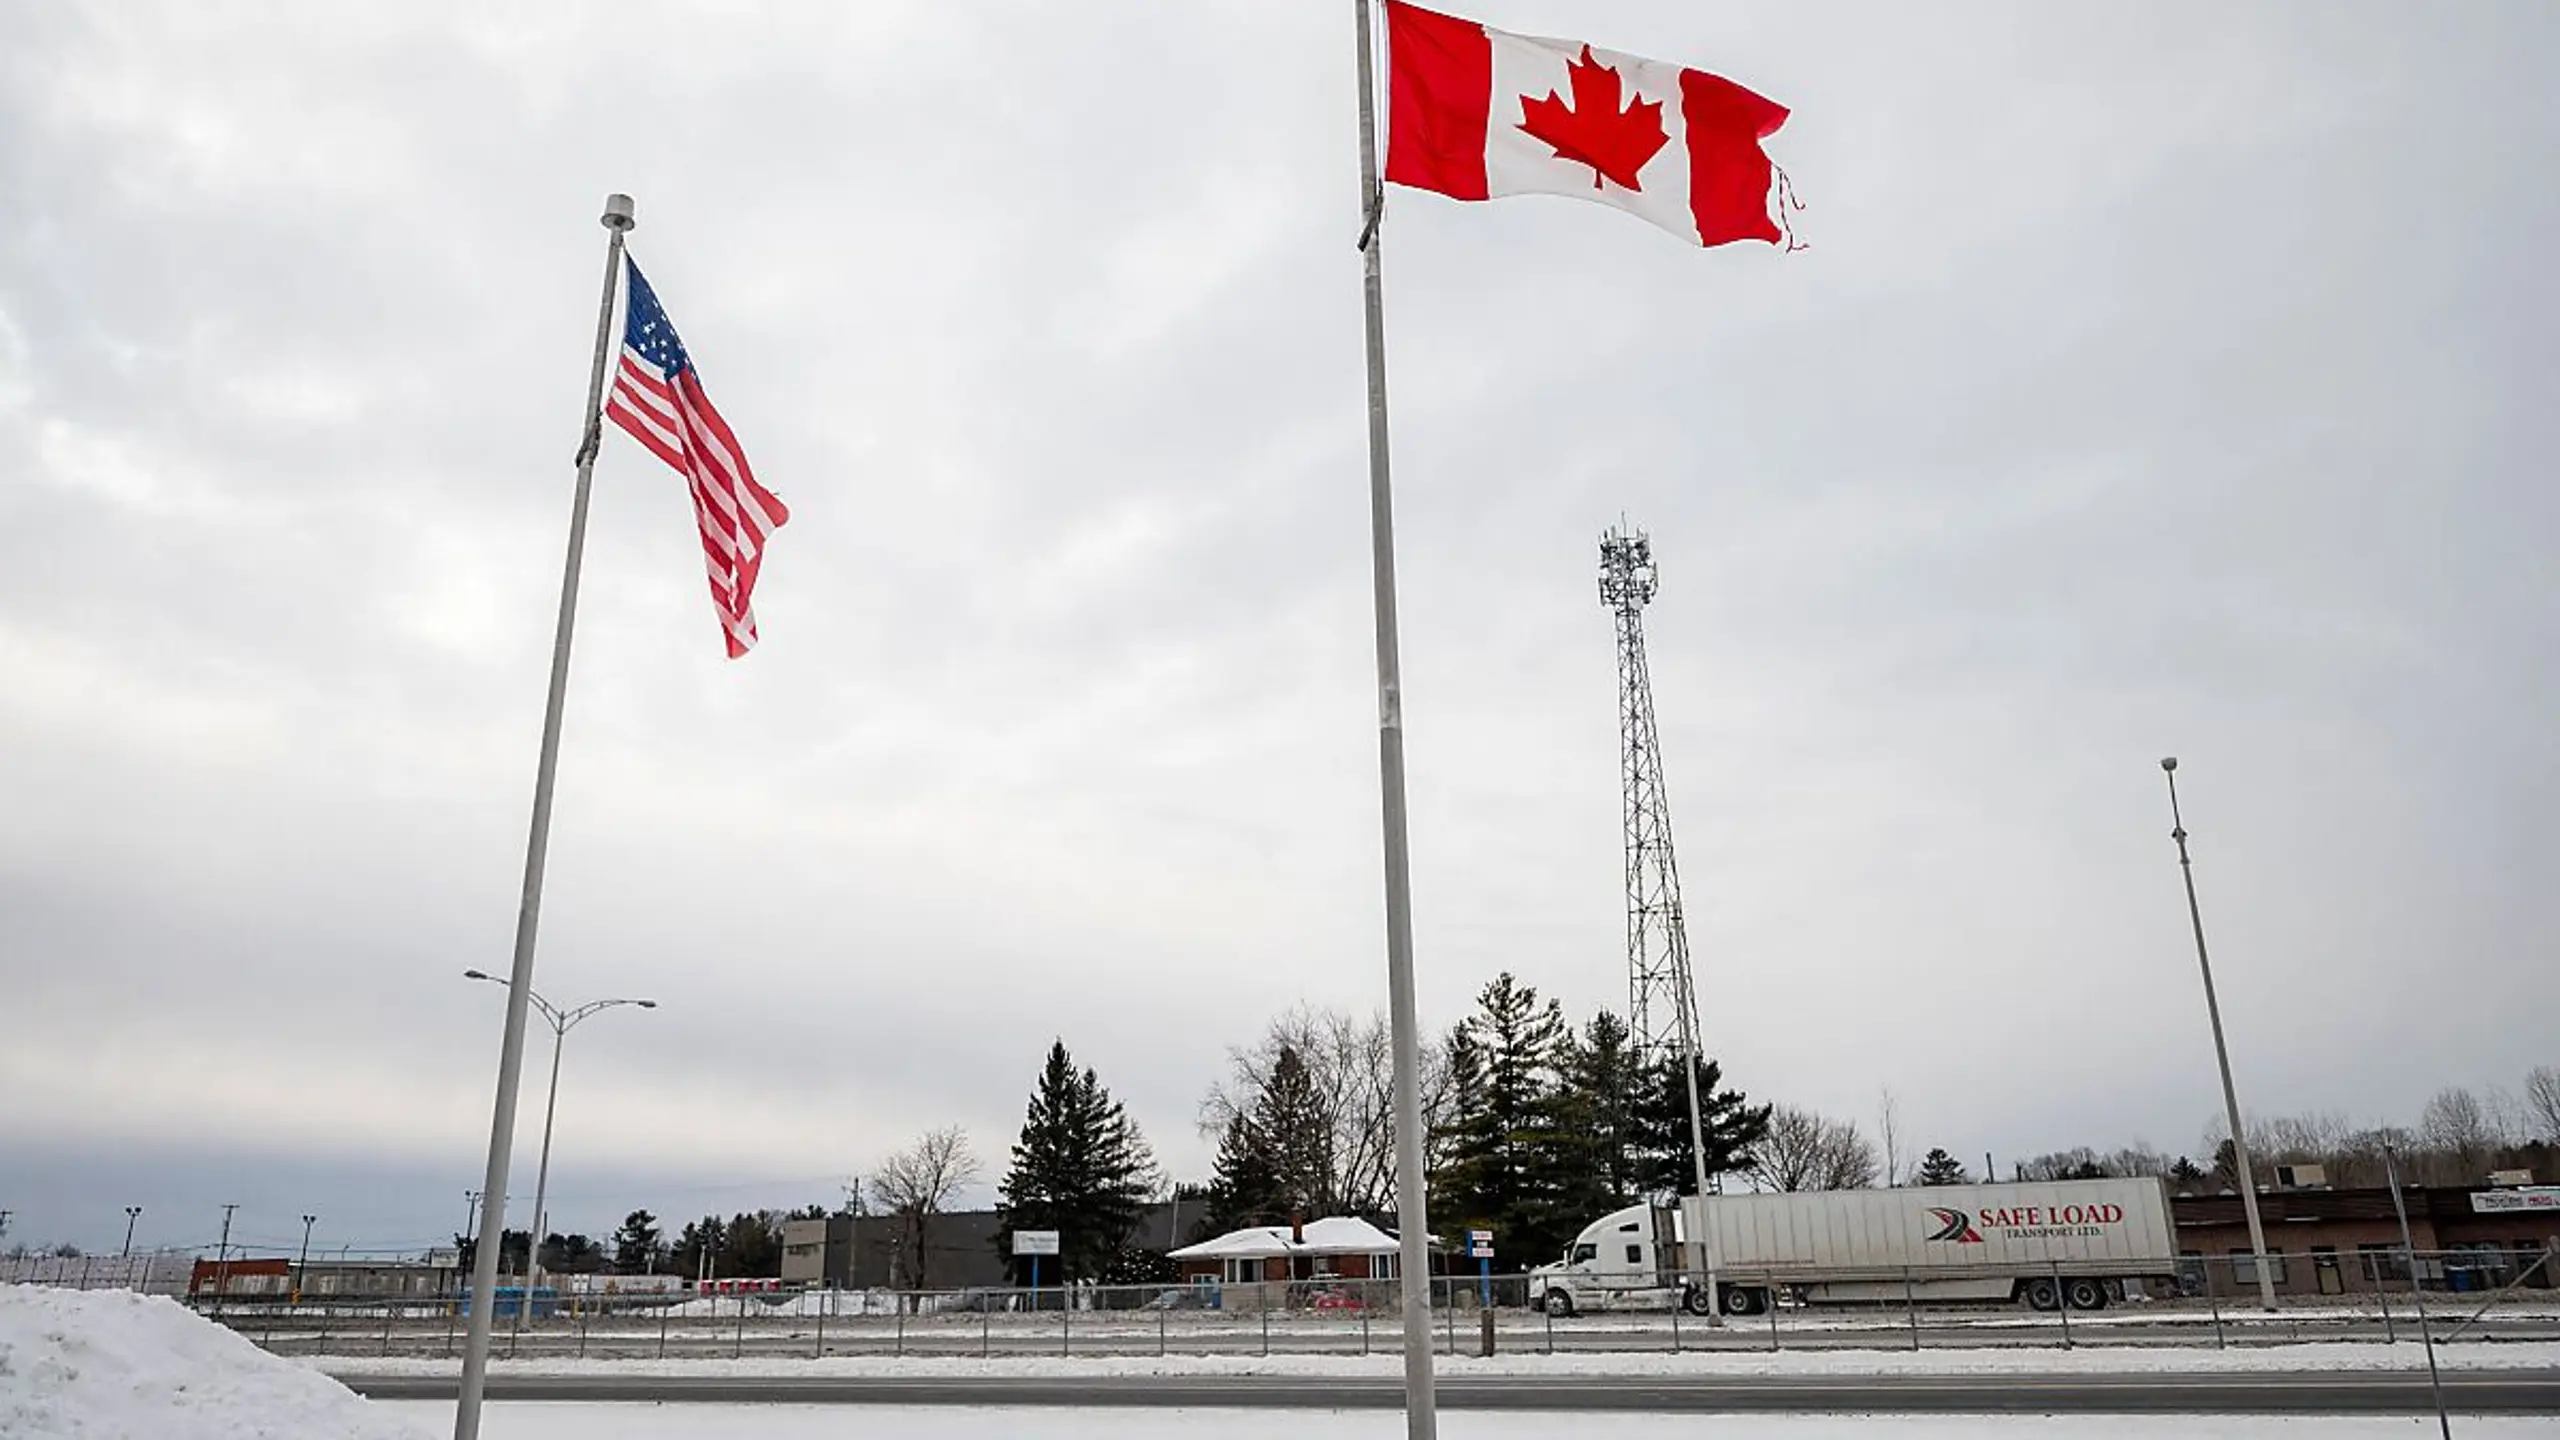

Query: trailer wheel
[[2065, 1278, 2108, 1311], [1680, 1285, 1713, 1317], [1719, 1284, 1766, 1317], [2023, 1277, 2062, 1312], [1542, 1289, 1575, 1318]]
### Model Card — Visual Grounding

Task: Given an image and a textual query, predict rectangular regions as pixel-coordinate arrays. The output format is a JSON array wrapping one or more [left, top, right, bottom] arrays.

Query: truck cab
[[1526, 1204, 1703, 1316]]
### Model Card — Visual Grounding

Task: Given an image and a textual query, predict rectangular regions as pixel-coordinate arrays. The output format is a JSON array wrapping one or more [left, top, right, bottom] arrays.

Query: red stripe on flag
[[1384, 1, 1491, 201], [1678, 68, 1788, 247], [606, 397, 689, 472]]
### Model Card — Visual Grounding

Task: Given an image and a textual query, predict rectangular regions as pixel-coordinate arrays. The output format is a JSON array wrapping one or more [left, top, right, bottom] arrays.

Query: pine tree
[[670, 1215, 726, 1279], [1204, 1111, 1283, 1233], [1554, 1009, 1646, 1208], [1628, 1052, 1771, 1196], [611, 1210, 663, 1273], [996, 1039, 1160, 1284], [1914, 1148, 1970, 1187], [1254, 1045, 1336, 1221], [1428, 973, 1582, 1263]]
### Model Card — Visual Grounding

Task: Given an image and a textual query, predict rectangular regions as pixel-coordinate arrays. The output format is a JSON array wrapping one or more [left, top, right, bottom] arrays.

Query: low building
[[1168, 1216, 1403, 1286], [2171, 1184, 2559, 1297]]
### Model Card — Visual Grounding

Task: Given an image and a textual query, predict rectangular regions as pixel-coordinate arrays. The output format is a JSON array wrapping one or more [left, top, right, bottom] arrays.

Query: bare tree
[[2421, 1086, 2503, 1184], [1753, 1105, 1880, 1191], [2528, 1066, 2560, 1145], [868, 1127, 980, 1293], [1876, 1087, 1906, 1188], [1201, 1006, 1428, 1215]]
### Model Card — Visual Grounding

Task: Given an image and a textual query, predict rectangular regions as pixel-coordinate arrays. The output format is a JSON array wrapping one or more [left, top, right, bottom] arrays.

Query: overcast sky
[[4, 0, 2554, 1258]]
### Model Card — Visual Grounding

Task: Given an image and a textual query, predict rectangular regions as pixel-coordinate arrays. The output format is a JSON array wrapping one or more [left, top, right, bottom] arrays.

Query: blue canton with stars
[[621, 259, 692, 376]]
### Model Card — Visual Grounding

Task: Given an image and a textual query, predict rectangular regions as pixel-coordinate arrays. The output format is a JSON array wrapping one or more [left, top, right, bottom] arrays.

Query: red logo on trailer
[[1924, 1208, 1985, 1243]]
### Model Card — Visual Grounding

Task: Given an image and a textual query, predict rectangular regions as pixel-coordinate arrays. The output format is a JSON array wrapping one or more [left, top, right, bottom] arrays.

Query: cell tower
[[1598, 523, 1704, 1076], [1598, 523, 1718, 1221]]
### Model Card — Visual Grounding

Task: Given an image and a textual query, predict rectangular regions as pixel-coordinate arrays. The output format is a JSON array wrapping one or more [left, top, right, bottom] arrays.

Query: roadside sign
[[1467, 1229, 1494, 1259], [1013, 1229, 1061, 1256]]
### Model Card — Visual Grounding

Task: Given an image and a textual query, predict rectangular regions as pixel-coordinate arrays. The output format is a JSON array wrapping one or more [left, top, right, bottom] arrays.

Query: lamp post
[[2160, 757, 2277, 1311], [296, 1215, 317, 1306], [461, 970, 654, 1305], [121, 1206, 143, 1260]]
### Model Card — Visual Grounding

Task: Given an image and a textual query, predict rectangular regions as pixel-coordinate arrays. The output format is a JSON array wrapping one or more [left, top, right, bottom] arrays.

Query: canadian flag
[[1383, 1, 1790, 248]]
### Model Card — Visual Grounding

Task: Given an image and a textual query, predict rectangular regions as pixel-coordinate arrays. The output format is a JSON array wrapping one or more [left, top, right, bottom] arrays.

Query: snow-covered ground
[[369, 1406, 2553, 1439], [0, 1285, 427, 1439], [314, 1338, 2560, 1381]]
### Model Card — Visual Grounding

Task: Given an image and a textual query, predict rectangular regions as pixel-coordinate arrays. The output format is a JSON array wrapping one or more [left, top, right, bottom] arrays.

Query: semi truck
[[1528, 1177, 2177, 1317]]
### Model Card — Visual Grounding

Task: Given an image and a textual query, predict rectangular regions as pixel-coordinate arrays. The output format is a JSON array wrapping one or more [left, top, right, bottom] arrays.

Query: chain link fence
[[24, 1245, 2532, 1362]]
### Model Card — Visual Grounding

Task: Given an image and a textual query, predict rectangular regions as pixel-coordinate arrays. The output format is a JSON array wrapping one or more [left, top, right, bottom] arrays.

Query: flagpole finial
[[601, 193, 636, 233]]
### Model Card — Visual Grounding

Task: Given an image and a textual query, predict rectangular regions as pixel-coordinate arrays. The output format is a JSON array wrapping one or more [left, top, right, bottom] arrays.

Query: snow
[[314, 1337, 2560, 1381], [0, 1284, 428, 1439], [1168, 1216, 1401, 1260], [370, 1405, 2556, 1440]]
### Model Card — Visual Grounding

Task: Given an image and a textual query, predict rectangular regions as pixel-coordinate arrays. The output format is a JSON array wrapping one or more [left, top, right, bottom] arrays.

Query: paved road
[[339, 1369, 2560, 1414]]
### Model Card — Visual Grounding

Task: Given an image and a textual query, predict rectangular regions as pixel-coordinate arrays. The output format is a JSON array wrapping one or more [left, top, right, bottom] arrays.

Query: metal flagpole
[[2159, 757, 2276, 1312], [453, 192, 634, 1440], [1351, 4, 1437, 1436]]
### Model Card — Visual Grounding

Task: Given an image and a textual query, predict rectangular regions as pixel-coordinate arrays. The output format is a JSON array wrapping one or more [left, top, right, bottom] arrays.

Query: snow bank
[[1, 1285, 428, 1440]]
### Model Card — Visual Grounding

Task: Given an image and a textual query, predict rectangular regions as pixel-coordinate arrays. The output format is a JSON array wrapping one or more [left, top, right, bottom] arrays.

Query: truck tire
[[1719, 1284, 1766, 1317], [2023, 1277, 2062, 1312], [1681, 1285, 1713, 1317], [1543, 1289, 1575, 1318], [2065, 1278, 2108, 1311]]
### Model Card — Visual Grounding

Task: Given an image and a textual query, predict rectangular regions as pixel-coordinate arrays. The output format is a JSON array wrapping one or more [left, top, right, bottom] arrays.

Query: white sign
[[1467, 1228, 1494, 1258], [1012, 1229, 1061, 1256], [2471, 1187, 2560, 1214]]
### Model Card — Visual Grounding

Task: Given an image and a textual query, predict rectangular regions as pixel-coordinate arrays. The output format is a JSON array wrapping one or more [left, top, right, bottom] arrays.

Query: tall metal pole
[[296, 1215, 316, 1305], [121, 1206, 142, 1260], [1352, 3, 1437, 1434], [2383, 1142, 2452, 1440], [512, 1019, 569, 1354], [454, 192, 632, 1440], [2160, 758, 2276, 1311], [212, 1204, 237, 1318]]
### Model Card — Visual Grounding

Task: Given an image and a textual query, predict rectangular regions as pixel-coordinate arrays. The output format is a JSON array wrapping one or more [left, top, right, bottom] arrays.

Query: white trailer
[[1529, 1178, 2177, 1317]]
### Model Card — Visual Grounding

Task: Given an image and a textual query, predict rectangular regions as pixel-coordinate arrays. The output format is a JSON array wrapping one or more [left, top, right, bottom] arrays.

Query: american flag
[[604, 259, 789, 658]]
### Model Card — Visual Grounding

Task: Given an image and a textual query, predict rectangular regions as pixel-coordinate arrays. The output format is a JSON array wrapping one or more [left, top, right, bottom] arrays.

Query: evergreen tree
[[1254, 1045, 1336, 1221], [1428, 973, 1583, 1263], [995, 1039, 1160, 1283], [1914, 1148, 1970, 1187], [670, 1215, 726, 1279], [1553, 1009, 1646, 1210], [611, 1210, 663, 1273], [720, 1210, 787, 1277], [1628, 1052, 1771, 1196], [1203, 1111, 1283, 1233]]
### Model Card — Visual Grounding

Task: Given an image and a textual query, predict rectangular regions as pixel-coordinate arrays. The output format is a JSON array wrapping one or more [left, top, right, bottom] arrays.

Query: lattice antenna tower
[[1597, 524, 1706, 1087]]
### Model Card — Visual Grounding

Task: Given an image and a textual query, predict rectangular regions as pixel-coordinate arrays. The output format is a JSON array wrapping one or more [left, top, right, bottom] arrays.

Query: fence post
[[1261, 1298, 1271, 1357], [444, 1289, 459, 1360], [814, 1293, 826, 1360], [1062, 1283, 1072, 1358], [657, 1297, 670, 1361], [1904, 1268, 1921, 1351], [734, 1293, 746, 1360], [2052, 1260, 2072, 1350], [1670, 1295, 1682, 1353], [895, 1296, 906, 1358], [1158, 1298, 1167, 1358], [2206, 1268, 2225, 1349], [1768, 1283, 1781, 1351], [1443, 1283, 1456, 1356], [2373, 1255, 2397, 1344], [981, 1302, 990, 1359], [1365, 1295, 1376, 1356], [381, 1297, 394, 1357]]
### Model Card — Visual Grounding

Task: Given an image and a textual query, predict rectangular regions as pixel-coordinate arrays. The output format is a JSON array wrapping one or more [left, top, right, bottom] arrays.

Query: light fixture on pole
[[296, 1215, 317, 1307], [462, 968, 655, 1338], [121, 1206, 142, 1260], [2160, 757, 2277, 1311]]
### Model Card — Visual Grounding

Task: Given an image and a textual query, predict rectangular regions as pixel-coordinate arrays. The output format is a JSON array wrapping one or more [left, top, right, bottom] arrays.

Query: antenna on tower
[[1599, 520, 1725, 1321]]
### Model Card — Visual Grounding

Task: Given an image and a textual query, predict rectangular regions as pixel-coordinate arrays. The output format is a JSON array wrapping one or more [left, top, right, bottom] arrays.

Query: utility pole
[[212, 1204, 239, 1319], [121, 1206, 143, 1260], [2160, 758, 2276, 1311]]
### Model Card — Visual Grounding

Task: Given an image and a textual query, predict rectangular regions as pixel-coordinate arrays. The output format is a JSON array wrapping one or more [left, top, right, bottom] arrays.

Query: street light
[[2160, 757, 2277, 1312], [461, 970, 655, 1302], [121, 1206, 142, 1260], [296, 1214, 317, 1307]]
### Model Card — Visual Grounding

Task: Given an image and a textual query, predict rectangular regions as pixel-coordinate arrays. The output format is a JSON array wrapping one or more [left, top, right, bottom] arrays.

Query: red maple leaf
[[1517, 45, 1669, 192]]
